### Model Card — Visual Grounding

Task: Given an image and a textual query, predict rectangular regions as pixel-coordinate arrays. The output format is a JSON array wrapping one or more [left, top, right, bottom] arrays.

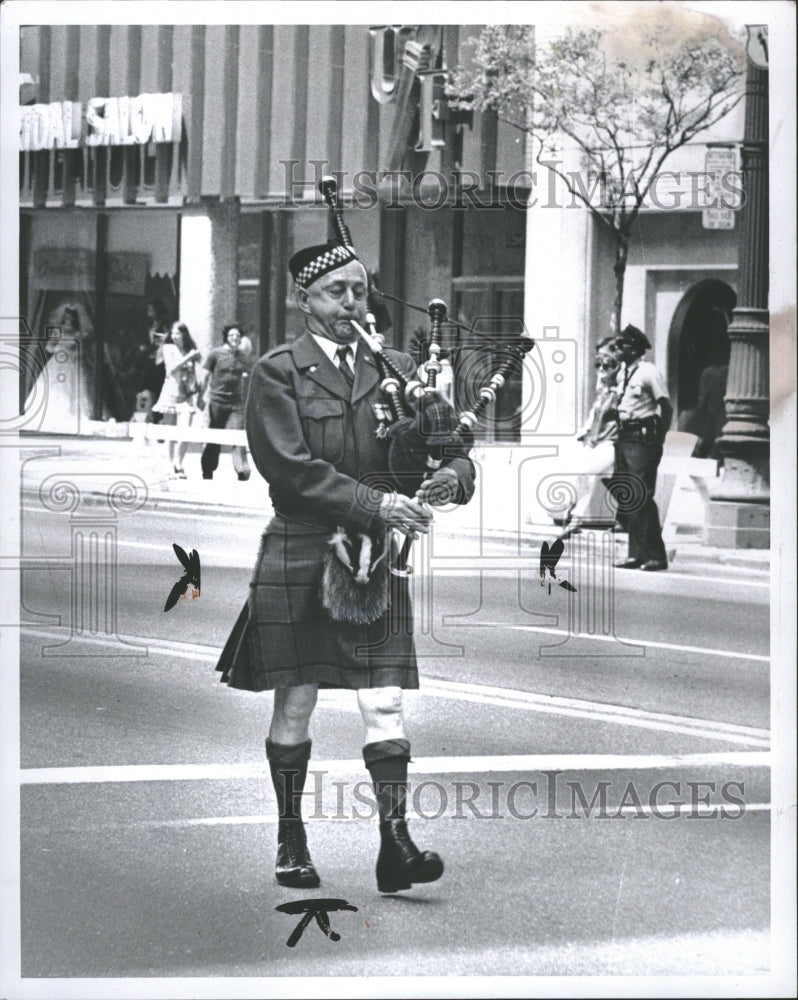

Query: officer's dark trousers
[[201, 404, 250, 478], [613, 437, 668, 564]]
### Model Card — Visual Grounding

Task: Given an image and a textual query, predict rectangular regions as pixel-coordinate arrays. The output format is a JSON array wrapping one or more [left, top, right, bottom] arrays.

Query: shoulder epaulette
[[264, 342, 293, 359]]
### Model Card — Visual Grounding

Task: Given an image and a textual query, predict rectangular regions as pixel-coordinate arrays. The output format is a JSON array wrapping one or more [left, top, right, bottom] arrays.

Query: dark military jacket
[[245, 331, 475, 532]]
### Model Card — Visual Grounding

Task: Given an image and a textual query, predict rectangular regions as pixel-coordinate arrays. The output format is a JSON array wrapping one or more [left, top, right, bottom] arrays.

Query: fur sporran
[[320, 528, 389, 625]]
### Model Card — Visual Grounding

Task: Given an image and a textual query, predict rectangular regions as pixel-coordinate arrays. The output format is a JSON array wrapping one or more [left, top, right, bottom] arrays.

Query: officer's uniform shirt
[[618, 359, 669, 421]]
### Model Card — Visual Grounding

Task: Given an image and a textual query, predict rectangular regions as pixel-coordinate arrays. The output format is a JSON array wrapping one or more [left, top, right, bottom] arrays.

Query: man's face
[[595, 347, 620, 384], [297, 260, 368, 344], [614, 338, 637, 364], [226, 328, 242, 350]]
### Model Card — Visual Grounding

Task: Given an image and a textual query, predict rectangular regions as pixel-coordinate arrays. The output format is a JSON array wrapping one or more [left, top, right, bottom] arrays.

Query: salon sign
[[19, 92, 182, 152]]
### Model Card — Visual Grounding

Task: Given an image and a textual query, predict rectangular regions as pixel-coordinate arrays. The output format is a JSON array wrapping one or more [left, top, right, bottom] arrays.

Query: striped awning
[[19, 24, 525, 208]]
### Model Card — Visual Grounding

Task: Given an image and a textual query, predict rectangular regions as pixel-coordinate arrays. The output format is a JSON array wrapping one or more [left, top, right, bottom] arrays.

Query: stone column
[[522, 141, 586, 434], [706, 26, 770, 548], [179, 199, 240, 357]]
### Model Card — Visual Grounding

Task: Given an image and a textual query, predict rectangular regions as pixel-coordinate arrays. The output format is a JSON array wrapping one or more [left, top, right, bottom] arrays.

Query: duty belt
[[618, 415, 660, 439]]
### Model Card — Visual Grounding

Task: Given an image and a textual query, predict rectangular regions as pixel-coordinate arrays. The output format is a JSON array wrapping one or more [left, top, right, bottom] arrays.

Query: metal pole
[[705, 25, 770, 548]]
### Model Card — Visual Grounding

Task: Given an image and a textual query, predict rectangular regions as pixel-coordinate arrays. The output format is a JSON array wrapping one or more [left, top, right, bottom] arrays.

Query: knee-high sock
[[266, 739, 311, 821], [363, 739, 411, 821]]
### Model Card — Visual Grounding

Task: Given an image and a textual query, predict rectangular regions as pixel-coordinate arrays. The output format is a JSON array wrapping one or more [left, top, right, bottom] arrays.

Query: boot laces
[[280, 820, 311, 868]]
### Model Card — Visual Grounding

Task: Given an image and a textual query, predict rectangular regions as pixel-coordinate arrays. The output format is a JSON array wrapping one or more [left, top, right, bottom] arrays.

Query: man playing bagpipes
[[216, 237, 476, 894]]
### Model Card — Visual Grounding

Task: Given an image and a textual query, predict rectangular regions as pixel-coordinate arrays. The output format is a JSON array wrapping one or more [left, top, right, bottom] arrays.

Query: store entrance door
[[668, 278, 736, 432]]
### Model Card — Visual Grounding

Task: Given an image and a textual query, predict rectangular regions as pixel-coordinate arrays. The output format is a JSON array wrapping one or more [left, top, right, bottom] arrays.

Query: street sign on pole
[[702, 145, 737, 230]]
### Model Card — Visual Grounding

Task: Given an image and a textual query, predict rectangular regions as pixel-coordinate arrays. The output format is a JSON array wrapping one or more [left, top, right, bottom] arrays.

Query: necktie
[[335, 344, 354, 389], [619, 362, 632, 409]]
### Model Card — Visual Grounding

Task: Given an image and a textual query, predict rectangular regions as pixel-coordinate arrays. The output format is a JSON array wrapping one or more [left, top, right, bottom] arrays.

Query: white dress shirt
[[310, 332, 358, 376]]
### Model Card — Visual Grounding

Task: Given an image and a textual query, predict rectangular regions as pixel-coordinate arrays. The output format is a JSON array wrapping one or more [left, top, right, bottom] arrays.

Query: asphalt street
[[16, 500, 771, 978]]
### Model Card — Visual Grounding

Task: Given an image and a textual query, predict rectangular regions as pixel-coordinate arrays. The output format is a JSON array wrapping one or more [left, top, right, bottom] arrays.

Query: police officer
[[613, 324, 673, 571]]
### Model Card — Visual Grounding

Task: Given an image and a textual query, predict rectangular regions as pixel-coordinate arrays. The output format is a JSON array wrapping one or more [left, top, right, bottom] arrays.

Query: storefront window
[[22, 212, 97, 432], [236, 211, 263, 355], [104, 210, 179, 419], [21, 209, 179, 430]]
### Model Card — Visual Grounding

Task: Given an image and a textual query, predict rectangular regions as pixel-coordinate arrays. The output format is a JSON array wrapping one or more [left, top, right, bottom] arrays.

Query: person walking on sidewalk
[[216, 241, 475, 894], [558, 336, 622, 535], [612, 324, 672, 572], [150, 322, 202, 478], [138, 299, 169, 423], [200, 325, 254, 481]]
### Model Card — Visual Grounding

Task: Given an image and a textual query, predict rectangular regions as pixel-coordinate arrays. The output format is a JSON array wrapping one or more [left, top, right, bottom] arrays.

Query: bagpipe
[[317, 175, 534, 624]]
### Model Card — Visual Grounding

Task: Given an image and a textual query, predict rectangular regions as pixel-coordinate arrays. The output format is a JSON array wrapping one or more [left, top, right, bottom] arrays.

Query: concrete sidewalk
[[16, 432, 771, 574]]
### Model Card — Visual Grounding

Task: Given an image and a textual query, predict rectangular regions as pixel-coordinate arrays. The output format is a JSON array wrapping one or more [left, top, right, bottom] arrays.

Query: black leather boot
[[275, 819, 319, 889], [266, 738, 320, 888], [363, 739, 444, 894], [376, 817, 444, 893]]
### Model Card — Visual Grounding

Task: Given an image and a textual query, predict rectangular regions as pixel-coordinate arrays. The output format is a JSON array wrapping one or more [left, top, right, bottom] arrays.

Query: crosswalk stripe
[[21, 803, 772, 833], [20, 750, 770, 785]]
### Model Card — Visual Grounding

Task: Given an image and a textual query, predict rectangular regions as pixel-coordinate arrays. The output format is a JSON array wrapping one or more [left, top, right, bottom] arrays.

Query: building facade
[[19, 22, 750, 449], [19, 23, 528, 433]]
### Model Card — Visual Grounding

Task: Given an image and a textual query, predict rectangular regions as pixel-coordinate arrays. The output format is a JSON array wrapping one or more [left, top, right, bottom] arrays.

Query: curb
[[428, 524, 770, 573], [19, 480, 770, 574], [17, 434, 771, 575], [20, 477, 270, 519]]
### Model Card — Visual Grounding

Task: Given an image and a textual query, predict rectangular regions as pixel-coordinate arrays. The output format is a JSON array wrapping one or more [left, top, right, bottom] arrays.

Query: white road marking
[[22, 803, 772, 831], [429, 562, 770, 586], [21, 627, 770, 748], [486, 623, 769, 662], [421, 679, 771, 747], [22, 503, 264, 525], [20, 750, 770, 785], [49, 538, 257, 560], [22, 612, 769, 667]]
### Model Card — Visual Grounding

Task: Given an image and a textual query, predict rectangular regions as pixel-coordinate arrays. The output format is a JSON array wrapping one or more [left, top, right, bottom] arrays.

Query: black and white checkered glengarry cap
[[289, 242, 360, 289]]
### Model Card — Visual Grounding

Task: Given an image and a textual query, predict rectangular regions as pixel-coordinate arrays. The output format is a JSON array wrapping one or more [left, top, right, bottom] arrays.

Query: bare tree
[[448, 20, 745, 333]]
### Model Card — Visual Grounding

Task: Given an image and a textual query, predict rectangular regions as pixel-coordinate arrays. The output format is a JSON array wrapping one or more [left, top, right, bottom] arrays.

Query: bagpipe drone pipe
[[317, 175, 534, 621]]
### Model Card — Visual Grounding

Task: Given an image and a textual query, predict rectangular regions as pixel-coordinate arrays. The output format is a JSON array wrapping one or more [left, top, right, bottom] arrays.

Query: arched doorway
[[667, 278, 736, 429]]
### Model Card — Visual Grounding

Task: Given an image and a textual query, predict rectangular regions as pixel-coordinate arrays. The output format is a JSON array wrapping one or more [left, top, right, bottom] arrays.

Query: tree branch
[[526, 135, 617, 234], [450, 23, 745, 326]]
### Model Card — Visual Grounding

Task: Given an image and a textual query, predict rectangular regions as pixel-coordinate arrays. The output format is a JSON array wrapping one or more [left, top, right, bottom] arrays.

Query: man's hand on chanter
[[378, 492, 433, 537], [415, 466, 460, 507]]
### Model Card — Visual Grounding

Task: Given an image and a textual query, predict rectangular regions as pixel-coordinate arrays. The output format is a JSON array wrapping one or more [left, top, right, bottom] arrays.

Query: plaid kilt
[[216, 515, 418, 691]]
